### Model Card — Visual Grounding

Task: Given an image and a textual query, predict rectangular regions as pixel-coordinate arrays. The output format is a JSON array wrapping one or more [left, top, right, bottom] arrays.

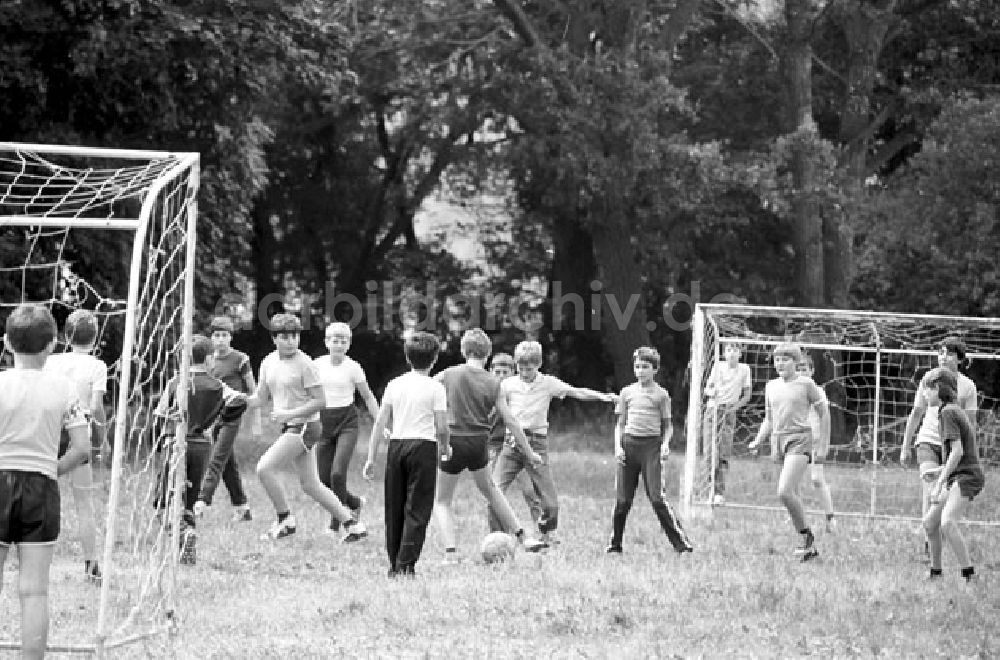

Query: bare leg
[[70, 463, 99, 562], [776, 454, 811, 531], [433, 471, 462, 549], [18, 543, 56, 660], [940, 487, 972, 569], [811, 464, 834, 517], [256, 432, 305, 514], [471, 467, 521, 534], [923, 500, 944, 571], [295, 447, 353, 523]]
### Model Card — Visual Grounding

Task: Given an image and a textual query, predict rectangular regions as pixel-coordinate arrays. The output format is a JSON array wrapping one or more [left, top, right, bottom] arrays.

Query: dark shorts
[[439, 435, 490, 475], [916, 443, 943, 467], [949, 470, 985, 500], [58, 423, 94, 465], [282, 421, 323, 451], [320, 405, 359, 440], [777, 433, 813, 462], [0, 470, 61, 545]]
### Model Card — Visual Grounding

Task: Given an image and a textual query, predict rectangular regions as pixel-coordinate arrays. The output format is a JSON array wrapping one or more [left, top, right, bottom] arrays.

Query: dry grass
[[2, 429, 999, 658]]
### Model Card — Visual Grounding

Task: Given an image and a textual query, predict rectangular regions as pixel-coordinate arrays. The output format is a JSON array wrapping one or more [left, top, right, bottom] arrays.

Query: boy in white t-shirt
[[247, 314, 368, 543], [363, 331, 450, 577], [0, 305, 90, 656], [702, 342, 752, 505], [313, 322, 380, 532], [44, 309, 108, 582]]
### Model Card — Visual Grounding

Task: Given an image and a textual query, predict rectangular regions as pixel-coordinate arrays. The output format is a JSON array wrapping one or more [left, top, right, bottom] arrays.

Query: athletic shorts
[[282, 421, 323, 451], [916, 443, 943, 467], [777, 433, 813, 462], [319, 405, 359, 440], [439, 435, 490, 475], [949, 470, 985, 500], [0, 470, 61, 546]]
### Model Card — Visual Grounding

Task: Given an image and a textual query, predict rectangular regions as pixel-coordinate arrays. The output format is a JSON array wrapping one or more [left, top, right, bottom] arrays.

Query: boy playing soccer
[[900, 337, 977, 556], [492, 340, 617, 547], [748, 342, 828, 561], [0, 305, 90, 657], [247, 314, 367, 542], [486, 353, 543, 532], [795, 355, 836, 532], [433, 329, 546, 558], [702, 342, 752, 504], [607, 347, 693, 554], [43, 309, 108, 581], [920, 368, 983, 581], [194, 316, 256, 522], [154, 335, 249, 564], [363, 331, 450, 576], [313, 322, 380, 532]]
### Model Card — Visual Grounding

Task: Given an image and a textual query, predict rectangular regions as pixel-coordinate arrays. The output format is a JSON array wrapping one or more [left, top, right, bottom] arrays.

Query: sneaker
[[793, 530, 816, 556], [540, 531, 560, 547], [84, 560, 102, 584], [341, 520, 368, 543], [350, 496, 366, 522], [800, 548, 819, 562], [605, 544, 623, 554], [927, 569, 943, 581], [180, 529, 197, 565], [193, 500, 207, 518], [825, 517, 836, 533], [231, 505, 252, 522], [676, 544, 694, 554], [712, 494, 725, 506], [263, 515, 297, 540], [522, 536, 547, 553]]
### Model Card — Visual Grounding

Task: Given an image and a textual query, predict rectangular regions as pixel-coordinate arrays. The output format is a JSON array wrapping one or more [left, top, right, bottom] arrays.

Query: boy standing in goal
[[248, 314, 368, 542], [432, 329, 546, 558], [702, 341, 752, 505], [195, 316, 255, 522], [748, 343, 829, 561], [920, 368, 983, 581], [0, 305, 91, 657], [363, 331, 450, 577], [795, 355, 836, 532], [607, 347, 693, 554], [43, 309, 108, 581]]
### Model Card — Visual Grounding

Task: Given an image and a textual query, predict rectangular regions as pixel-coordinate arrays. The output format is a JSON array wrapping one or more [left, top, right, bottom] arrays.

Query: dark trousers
[[384, 439, 437, 573], [198, 420, 248, 507], [611, 434, 691, 551], [316, 406, 362, 518], [156, 439, 211, 528]]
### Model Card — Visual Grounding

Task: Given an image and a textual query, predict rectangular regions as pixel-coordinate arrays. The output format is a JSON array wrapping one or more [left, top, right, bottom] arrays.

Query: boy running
[[0, 305, 90, 657], [607, 347, 693, 554], [43, 309, 108, 581], [920, 368, 983, 581], [194, 316, 255, 522], [313, 322, 380, 532], [492, 340, 617, 547], [363, 331, 450, 576], [433, 329, 545, 558], [247, 314, 367, 542], [748, 342, 828, 561]]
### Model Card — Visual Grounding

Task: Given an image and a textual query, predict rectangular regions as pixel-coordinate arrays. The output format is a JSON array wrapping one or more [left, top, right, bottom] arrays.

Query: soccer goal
[[681, 303, 1000, 526], [0, 142, 199, 655]]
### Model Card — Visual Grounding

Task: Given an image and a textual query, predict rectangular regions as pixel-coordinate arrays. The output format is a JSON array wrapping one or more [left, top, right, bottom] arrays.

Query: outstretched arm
[[565, 386, 616, 404]]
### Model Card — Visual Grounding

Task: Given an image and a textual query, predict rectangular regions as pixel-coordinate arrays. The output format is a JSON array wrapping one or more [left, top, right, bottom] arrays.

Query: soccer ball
[[480, 532, 516, 564]]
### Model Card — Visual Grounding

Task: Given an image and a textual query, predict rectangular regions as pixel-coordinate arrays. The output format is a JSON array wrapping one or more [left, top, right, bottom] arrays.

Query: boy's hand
[[270, 409, 293, 424], [899, 444, 913, 467], [362, 459, 375, 481], [747, 438, 761, 454], [615, 446, 626, 465], [660, 444, 670, 461], [607, 393, 619, 405], [439, 442, 453, 462], [528, 450, 544, 466]]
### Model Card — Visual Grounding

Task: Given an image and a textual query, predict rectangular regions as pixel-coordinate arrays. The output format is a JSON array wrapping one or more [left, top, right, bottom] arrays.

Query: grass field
[[3, 426, 999, 658]]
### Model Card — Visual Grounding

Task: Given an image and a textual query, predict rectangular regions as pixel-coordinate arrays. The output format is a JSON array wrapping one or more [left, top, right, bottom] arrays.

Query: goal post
[[681, 303, 1000, 526], [0, 142, 199, 655]]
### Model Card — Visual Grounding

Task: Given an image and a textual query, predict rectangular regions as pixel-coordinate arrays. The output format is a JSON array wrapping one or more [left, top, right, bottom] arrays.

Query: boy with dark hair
[[748, 342, 829, 562], [0, 305, 90, 656], [607, 347, 692, 554], [921, 367, 983, 581], [155, 335, 248, 564], [44, 309, 108, 581], [247, 313, 368, 542], [194, 315, 255, 522], [364, 331, 450, 576], [433, 329, 545, 558]]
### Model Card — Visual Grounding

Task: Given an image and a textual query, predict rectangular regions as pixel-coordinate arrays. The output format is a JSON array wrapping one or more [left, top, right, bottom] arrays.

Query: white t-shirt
[[383, 371, 446, 442], [313, 355, 366, 408], [258, 350, 322, 423], [706, 361, 752, 407], [43, 351, 107, 413], [501, 373, 571, 434], [915, 371, 977, 447], [0, 368, 88, 479]]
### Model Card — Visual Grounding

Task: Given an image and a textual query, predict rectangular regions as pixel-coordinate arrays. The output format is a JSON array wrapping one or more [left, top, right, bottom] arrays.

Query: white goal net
[[681, 303, 1000, 526], [0, 142, 199, 655]]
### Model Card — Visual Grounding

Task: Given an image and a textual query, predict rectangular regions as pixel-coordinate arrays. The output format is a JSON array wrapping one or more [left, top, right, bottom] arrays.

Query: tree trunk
[[782, 0, 824, 307]]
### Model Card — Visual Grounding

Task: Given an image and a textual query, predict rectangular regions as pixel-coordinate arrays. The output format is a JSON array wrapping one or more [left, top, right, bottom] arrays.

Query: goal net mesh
[[683, 304, 1000, 526], [0, 143, 198, 654]]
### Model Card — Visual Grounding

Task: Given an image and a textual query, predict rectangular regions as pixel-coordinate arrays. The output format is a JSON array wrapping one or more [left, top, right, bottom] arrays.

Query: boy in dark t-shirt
[[433, 329, 545, 558]]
